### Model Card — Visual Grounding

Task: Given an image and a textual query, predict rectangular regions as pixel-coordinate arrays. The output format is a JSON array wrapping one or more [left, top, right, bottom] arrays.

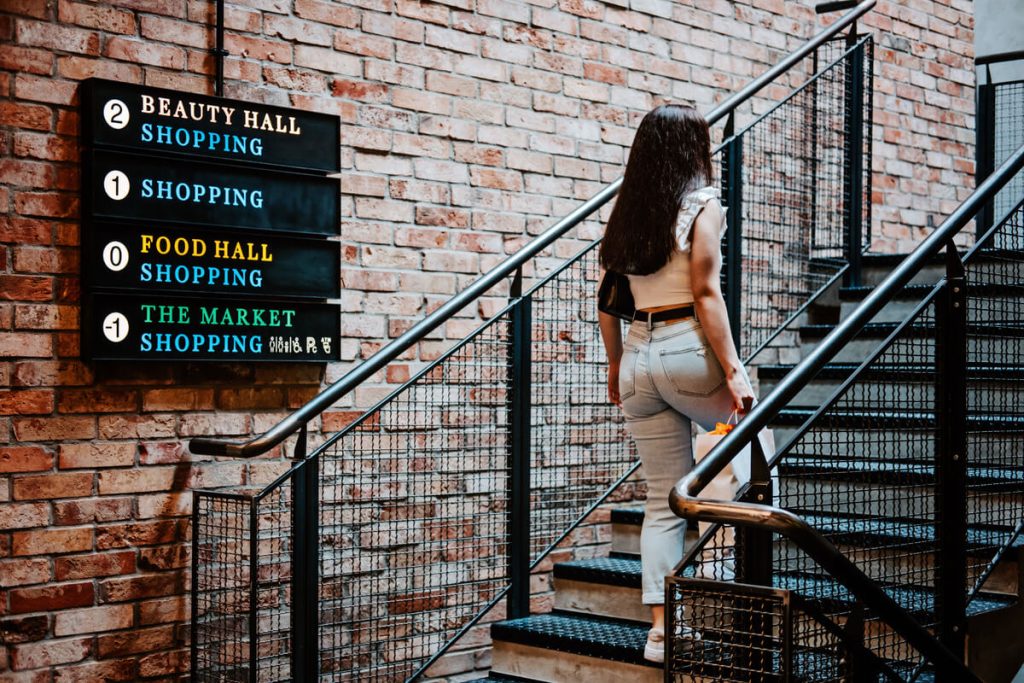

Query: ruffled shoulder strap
[[675, 186, 727, 251]]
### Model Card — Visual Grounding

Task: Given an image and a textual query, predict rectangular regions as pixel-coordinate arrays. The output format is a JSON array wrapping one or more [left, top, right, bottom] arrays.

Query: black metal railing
[[977, 52, 1024, 239], [669, 143, 1024, 682], [189, 3, 880, 680]]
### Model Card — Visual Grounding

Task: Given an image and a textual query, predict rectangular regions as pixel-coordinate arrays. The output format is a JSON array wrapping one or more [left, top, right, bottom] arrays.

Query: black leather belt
[[632, 305, 696, 324]]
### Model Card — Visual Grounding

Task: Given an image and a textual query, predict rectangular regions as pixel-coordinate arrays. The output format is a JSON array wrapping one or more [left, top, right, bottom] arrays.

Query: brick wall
[[1, 0, 973, 680]]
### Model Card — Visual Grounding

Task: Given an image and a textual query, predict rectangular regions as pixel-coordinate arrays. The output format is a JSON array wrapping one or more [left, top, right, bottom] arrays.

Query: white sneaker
[[644, 627, 665, 663], [644, 625, 701, 663]]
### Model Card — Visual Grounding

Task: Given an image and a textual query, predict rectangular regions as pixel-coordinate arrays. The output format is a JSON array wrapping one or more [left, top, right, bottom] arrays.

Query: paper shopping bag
[[693, 419, 775, 542]]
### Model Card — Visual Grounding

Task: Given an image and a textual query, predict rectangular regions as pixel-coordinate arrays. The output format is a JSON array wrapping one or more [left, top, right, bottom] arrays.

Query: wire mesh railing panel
[[964, 199, 1024, 595], [316, 315, 513, 682], [667, 578, 790, 682], [993, 82, 1024, 233], [768, 297, 938, 669], [729, 37, 873, 360], [254, 484, 295, 682], [193, 492, 256, 683], [528, 247, 636, 559]]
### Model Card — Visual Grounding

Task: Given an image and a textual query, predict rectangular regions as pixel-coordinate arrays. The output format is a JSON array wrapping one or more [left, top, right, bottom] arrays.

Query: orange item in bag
[[709, 422, 734, 435]]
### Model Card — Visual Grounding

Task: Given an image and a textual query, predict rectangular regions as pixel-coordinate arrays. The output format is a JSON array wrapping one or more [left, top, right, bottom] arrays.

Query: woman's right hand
[[726, 371, 754, 414]]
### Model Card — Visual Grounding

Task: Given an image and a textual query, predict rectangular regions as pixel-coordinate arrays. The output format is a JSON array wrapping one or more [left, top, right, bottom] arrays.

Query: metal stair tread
[[757, 362, 1024, 381], [839, 282, 1024, 301], [553, 554, 642, 588], [779, 456, 1024, 488], [772, 571, 1015, 618], [799, 321, 1024, 339], [772, 407, 1024, 429], [861, 248, 1024, 268], [490, 611, 658, 668], [463, 676, 541, 683], [791, 510, 1024, 553], [610, 507, 644, 526]]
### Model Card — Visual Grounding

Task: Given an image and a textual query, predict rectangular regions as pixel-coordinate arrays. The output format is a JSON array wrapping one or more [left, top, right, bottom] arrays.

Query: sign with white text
[[81, 78, 340, 173], [84, 223, 340, 299], [83, 293, 340, 362], [85, 150, 339, 236]]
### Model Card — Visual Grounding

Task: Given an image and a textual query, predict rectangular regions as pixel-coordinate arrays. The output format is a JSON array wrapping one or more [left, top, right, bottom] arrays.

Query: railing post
[[291, 426, 319, 682], [735, 438, 775, 682], [843, 36, 866, 287], [508, 278, 532, 619], [934, 241, 968, 677], [976, 70, 996, 239], [722, 115, 744, 352]]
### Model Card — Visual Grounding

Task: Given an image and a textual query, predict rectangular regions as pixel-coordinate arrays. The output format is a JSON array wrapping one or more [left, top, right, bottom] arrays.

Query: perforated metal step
[[553, 554, 641, 588], [491, 612, 657, 668]]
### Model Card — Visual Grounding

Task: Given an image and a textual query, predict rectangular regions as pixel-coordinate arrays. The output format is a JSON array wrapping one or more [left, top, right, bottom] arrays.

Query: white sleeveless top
[[626, 187, 727, 310]]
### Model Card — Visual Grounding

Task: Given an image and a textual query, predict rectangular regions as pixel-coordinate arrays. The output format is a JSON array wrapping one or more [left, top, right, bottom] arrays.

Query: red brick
[[14, 191, 78, 218], [12, 527, 92, 556], [99, 571, 183, 603], [0, 558, 51, 588], [0, 503, 49, 531], [97, 624, 175, 657], [12, 472, 92, 500], [215, 386, 285, 410], [15, 20, 99, 54], [58, 441, 136, 469], [0, 275, 52, 301], [4, 0, 48, 18], [0, 45, 52, 74], [295, 0, 360, 27], [138, 595, 187, 625], [97, 467, 177, 495], [0, 446, 53, 473], [14, 74, 77, 106], [57, 388, 138, 414], [0, 389, 53, 415], [54, 497, 132, 525], [0, 615, 48, 644], [138, 441, 188, 465], [57, 0, 135, 31], [137, 544, 189, 579], [11, 636, 91, 670], [56, 55, 141, 82], [12, 360, 92, 387], [13, 415, 96, 441], [96, 519, 186, 550], [0, 332, 53, 358], [137, 648, 188, 677], [104, 36, 186, 68], [0, 216, 52, 245], [54, 604, 133, 635], [10, 581, 93, 613], [55, 551, 136, 581], [52, 658, 135, 682], [0, 102, 50, 132]]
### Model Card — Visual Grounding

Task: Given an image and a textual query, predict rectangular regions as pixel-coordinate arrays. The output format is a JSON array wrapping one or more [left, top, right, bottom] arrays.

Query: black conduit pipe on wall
[[213, 0, 226, 96]]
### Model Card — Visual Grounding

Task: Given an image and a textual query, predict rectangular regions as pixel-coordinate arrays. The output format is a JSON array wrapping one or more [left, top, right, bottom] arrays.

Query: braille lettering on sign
[[81, 78, 340, 173], [84, 293, 340, 362], [84, 223, 340, 299], [85, 149, 340, 236]]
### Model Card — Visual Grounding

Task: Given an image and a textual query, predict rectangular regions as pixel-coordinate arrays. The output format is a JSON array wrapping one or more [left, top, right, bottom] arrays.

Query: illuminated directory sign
[[84, 223, 340, 299], [84, 293, 339, 362], [81, 78, 339, 172], [80, 79, 341, 362]]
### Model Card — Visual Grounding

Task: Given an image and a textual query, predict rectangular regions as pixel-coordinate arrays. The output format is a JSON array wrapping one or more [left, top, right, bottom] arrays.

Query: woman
[[598, 104, 755, 663]]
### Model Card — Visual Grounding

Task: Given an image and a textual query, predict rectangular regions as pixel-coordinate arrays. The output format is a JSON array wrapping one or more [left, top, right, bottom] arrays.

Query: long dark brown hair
[[599, 104, 713, 275]]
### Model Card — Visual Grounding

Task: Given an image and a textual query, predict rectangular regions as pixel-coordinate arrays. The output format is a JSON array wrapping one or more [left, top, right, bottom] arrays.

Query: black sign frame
[[83, 221, 341, 300], [83, 149, 341, 237], [81, 78, 340, 174], [83, 293, 341, 363]]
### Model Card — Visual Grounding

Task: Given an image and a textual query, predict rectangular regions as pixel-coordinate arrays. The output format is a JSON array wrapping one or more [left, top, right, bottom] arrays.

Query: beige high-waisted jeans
[[619, 317, 751, 604]]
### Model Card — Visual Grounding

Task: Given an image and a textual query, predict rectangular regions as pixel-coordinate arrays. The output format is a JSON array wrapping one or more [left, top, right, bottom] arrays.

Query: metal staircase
[[187, 2, 1024, 681]]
